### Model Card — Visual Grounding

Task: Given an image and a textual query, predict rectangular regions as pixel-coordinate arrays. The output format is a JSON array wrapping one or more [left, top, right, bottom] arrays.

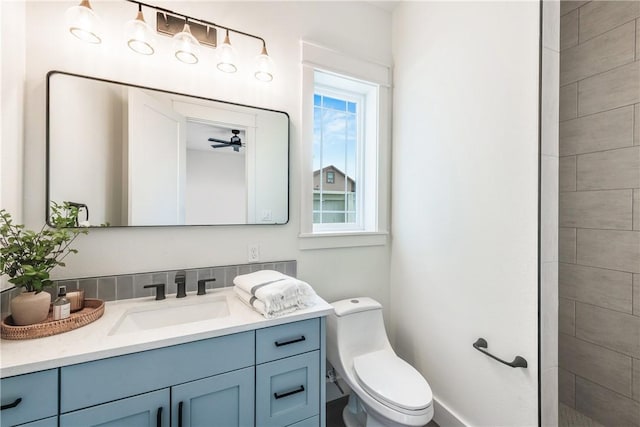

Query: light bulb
[[125, 7, 155, 55], [172, 22, 200, 64], [217, 30, 237, 73], [65, 0, 101, 44], [254, 44, 274, 82]]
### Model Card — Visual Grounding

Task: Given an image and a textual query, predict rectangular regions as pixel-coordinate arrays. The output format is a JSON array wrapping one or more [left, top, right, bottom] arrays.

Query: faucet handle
[[143, 283, 166, 301], [197, 278, 217, 295]]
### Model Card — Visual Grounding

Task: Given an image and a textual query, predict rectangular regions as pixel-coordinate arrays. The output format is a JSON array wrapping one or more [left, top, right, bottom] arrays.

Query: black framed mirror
[[46, 71, 289, 227]]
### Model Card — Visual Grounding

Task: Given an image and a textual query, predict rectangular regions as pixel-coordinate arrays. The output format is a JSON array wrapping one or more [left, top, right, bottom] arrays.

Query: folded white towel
[[234, 287, 300, 319], [233, 270, 317, 316]]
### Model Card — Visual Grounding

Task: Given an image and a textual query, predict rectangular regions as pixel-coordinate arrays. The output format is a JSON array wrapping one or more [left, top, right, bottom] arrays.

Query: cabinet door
[[172, 367, 254, 427], [60, 389, 169, 427], [16, 417, 57, 427], [0, 369, 58, 427]]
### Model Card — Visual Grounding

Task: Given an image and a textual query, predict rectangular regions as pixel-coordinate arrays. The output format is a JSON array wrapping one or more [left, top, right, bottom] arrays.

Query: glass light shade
[[125, 10, 155, 55], [254, 46, 274, 82], [172, 23, 200, 64], [65, 0, 101, 44], [217, 32, 237, 73]]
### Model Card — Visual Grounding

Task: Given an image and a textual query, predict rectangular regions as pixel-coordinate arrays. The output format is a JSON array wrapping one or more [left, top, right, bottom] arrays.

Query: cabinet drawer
[[256, 351, 320, 427], [256, 318, 319, 363], [286, 415, 318, 427], [0, 369, 58, 427], [61, 331, 254, 413], [60, 388, 169, 427]]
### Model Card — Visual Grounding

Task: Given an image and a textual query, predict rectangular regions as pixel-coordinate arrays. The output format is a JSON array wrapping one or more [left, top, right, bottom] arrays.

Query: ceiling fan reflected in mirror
[[209, 129, 244, 152]]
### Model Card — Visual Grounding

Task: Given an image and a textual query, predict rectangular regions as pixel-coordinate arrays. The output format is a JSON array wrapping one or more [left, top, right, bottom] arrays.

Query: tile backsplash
[[0, 261, 296, 318]]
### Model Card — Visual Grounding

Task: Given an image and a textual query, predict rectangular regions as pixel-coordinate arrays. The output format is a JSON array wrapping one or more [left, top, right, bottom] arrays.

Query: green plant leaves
[[0, 202, 88, 292]]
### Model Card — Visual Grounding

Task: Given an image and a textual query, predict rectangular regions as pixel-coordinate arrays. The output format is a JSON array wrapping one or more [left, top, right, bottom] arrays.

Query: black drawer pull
[[274, 385, 305, 399], [275, 336, 306, 347], [156, 407, 163, 427], [473, 338, 528, 368], [1, 397, 22, 410], [178, 401, 184, 427]]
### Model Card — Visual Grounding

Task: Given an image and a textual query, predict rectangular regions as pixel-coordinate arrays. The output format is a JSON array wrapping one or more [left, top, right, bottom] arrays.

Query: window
[[300, 41, 390, 247], [311, 70, 377, 233], [326, 171, 335, 184]]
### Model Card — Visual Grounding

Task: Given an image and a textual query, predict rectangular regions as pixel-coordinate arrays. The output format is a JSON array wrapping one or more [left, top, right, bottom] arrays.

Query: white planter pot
[[10, 291, 52, 326]]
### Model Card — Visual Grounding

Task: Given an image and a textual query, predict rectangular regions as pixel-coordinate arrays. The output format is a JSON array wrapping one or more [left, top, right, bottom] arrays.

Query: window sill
[[298, 231, 388, 250]]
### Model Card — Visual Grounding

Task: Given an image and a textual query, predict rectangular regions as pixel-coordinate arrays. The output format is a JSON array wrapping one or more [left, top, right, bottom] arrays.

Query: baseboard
[[433, 397, 469, 427]]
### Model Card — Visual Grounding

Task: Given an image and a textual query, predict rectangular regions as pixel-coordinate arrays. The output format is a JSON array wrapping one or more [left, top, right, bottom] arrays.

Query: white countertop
[[0, 289, 334, 378]]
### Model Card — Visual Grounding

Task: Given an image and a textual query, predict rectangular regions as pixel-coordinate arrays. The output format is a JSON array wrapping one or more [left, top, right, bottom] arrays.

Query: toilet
[[327, 297, 434, 427]]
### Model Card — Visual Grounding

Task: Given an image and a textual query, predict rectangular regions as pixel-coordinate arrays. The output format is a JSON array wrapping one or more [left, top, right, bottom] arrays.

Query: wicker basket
[[1, 299, 105, 340]]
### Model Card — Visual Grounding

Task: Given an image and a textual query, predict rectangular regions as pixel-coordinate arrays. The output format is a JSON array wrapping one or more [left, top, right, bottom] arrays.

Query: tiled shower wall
[[0, 261, 296, 318], [558, 2, 640, 426]]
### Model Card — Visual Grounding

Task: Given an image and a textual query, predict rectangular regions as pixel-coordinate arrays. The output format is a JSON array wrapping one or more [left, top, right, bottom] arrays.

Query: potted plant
[[0, 202, 87, 325]]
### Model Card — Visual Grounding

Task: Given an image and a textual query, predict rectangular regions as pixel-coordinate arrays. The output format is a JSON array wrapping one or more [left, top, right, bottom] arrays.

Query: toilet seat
[[353, 350, 433, 414]]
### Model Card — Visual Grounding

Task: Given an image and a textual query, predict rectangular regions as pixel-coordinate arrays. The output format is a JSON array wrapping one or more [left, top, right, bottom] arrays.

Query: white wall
[[390, 2, 540, 426], [49, 75, 124, 226], [0, 0, 26, 291], [15, 1, 392, 308], [186, 150, 246, 224]]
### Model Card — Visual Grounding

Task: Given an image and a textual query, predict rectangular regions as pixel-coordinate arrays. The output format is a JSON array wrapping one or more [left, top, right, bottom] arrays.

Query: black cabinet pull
[[1, 397, 22, 410], [274, 336, 306, 347], [178, 401, 184, 427], [274, 385, 305, 399], [473, 338, 528, 368], [156, 407, 162, 427]]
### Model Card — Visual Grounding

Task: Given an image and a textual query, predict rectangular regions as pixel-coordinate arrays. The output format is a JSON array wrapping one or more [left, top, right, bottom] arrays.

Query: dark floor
[[326, 396, 439, 427]]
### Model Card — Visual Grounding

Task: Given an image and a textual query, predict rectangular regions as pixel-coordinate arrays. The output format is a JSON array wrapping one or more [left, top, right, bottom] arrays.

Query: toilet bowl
[[327, 297, 433, 427]]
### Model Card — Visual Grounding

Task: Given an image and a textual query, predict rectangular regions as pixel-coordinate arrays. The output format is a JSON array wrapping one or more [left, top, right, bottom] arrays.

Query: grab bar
[[472, 338, 528, 368]]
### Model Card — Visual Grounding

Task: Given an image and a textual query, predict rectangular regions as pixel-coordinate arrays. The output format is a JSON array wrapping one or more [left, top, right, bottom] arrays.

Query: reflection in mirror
[[47, 71, 289, 227]]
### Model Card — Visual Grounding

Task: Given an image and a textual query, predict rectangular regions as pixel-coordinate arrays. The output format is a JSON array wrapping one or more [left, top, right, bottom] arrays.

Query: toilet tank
[[327, 297, 392, 370]]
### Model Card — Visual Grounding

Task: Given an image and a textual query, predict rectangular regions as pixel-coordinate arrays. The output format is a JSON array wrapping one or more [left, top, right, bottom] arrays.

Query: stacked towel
[[233, 270, 317, 318]]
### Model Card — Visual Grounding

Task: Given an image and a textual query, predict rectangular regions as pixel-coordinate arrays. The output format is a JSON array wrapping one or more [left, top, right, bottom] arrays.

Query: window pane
[[322, 95, 347, 111], [313, 90, 359, 226]]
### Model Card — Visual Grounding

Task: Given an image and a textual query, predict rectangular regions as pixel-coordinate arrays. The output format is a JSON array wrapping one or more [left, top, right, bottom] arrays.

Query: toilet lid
[[353, 350, 432, 412]]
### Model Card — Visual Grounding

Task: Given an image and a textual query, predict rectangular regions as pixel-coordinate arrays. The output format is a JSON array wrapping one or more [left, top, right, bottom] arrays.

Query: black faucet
[[197, 278, 217, 295], [175, 270, 187, 298], [143, 283, 165, 301]]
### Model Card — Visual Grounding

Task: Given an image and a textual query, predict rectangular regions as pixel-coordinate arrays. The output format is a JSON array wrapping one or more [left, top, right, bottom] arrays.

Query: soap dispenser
[[53, 285, 71, 320]]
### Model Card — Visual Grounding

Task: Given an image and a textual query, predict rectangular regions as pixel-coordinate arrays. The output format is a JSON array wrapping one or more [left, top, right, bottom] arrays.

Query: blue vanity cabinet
[[3, 314, 327, 427], [172, 366, 254, 427], [0, 369, 58, 427], [59, 389, 169, 427], [255, 319, 324, 427]]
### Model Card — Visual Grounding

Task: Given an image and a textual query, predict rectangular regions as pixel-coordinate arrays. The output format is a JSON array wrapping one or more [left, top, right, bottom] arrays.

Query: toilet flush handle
[[472, 338, 528, 368]]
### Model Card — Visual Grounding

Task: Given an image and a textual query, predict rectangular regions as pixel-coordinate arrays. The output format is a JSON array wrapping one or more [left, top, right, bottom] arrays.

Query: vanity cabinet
[[1, 317, 325, 427]]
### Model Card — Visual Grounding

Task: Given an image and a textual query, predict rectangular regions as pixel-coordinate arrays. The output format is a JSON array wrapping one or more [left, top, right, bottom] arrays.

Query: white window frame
[[300, 41, 391, 249]]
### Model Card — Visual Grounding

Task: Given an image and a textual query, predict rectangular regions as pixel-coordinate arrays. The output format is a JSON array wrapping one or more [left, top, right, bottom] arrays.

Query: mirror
[[46, 71, 289, 227]]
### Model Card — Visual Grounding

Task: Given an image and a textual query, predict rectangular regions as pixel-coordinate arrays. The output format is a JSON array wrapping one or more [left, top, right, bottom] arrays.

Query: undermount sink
[[109, 296, 230, 335]]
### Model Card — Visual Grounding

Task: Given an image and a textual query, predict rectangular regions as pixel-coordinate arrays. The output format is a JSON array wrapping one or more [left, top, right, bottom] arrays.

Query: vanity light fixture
[[65, 0, 102, 44], [65, 0, 276, 81], [125, 3, 155, 55], [172, 19, 201, 64], [217, 30, 238, 73], [254, 42, 274, 82]]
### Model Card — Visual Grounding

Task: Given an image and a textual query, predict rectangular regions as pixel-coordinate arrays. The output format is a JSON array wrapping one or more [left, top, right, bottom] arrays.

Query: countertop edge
[[1, 294, 333, 378]]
